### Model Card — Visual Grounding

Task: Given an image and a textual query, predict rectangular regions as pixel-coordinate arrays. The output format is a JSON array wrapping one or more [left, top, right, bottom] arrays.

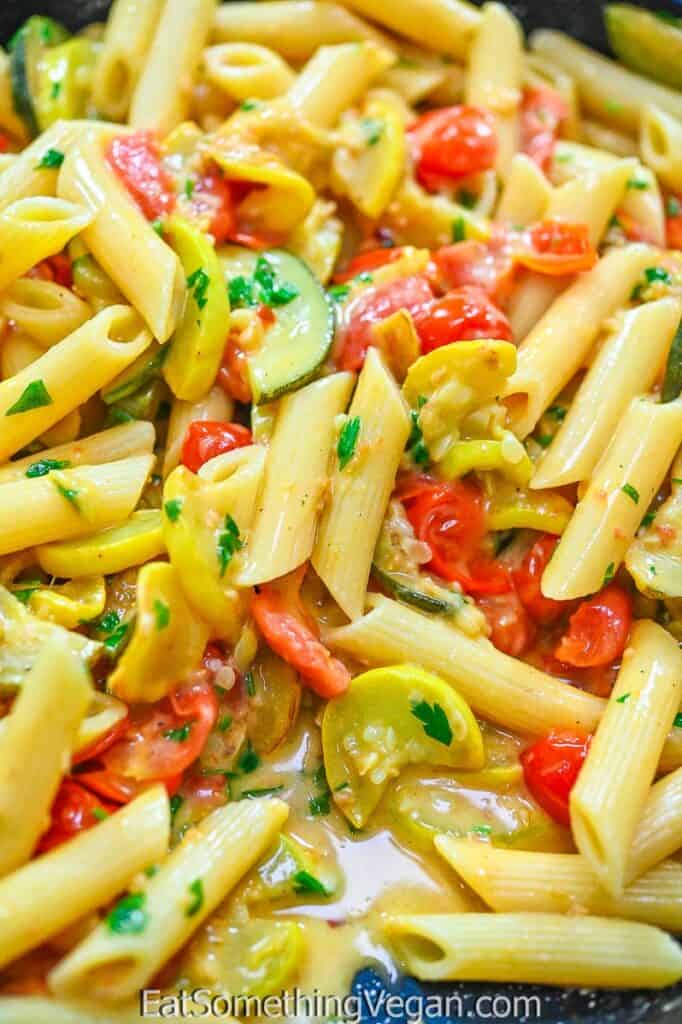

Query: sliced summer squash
[[247, 648, 302, 755], [9, 15, 70, 136], [188, 918, 305, 998]]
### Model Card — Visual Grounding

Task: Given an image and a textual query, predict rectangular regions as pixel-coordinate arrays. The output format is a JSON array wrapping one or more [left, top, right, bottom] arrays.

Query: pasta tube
[[0, 637, 92, 879], [91, 0, 164, 121], [203, 43, 295, 102], [49, 798, 289, 1002], [495, 153, 551, 227], [0, 120, 89, 211], [0, 197, 92, 292], [287, 42, 395, 128], [532, 299, 682, 489], [58, 132, 186, 342], [542, 398, 682, 600], [503, 244, 655, 438], [435, 838, 682, 933], [627, 767, 682, 885], [239, 372, 354, 586], [312, 350, 410, 620], [0, 306, 151, 462], [571, 620, 682, 897], [342, 0, 480, 61], [640, 105, 682, 194], [0, 786, 169, 971], [0, 278, 92, 349]]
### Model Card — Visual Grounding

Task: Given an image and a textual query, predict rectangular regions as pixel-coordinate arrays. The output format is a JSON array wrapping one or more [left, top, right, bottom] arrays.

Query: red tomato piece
[[107, 132, 176, 220], [477, 587, 536, 657], [666, 195, 682, 249], [516, 220, 597, 276], [0, 132, 9, 153], [37, 779, 116, 853], [413, 285, 513, 353], [521, 730, 591, 827], [402, 478, 510, 595], [334, 247, 404, 284], [339, 274, 434, 371], [218, 338, 252, 404], [432, 233, 517, 305], [181, 420, 252, 474], [191, 171, 236, 244], [71, 711, 131, 766], [513, 534, 569, 625], [554, 584, 632, 668], [251, 585, 350, 698], [520, 86, 569, 173], [409, 106, 498, 189]]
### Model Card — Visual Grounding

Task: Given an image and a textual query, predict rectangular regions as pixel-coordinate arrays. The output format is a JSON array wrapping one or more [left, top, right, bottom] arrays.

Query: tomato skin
[[181, 421, 252, 474], [334, 247, 403, 284], [432, 235, 516, 305], [554, 584, 632, 668], [251, 585, 350, 698], [37, 780, 115, 853], [478, 587, 536, 657], [409, 105, 498, 188], [521, 730, 591, 827], [413, 285, 513, 353], [339, 275, 434, 371], [667, 196, 682, 249], [107, 132, 176, 220], [513, 535, 568, 625], [190, 171, 236, 244], [516, 220, 597, 276], [71, 711, 131, 766], [520, 86, 568, 173], [218, 338, 252, 403]]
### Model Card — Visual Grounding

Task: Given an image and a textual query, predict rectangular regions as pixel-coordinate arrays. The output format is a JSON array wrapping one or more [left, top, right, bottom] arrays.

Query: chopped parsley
[[53, 479, 80, 510], [254, 255, 299, 306], [337, 416, 361, 470], [410, 700, 453, 746], [604, 99, 622, 114], [407, 396, 429, 466], [470, 824, 492, 836], [667, 196, 681, 218], [240, 784, 285, 799], [106, 892, 148, 935], [641, 510, 657, 529], [6, 379, 53, 415], [153, 598, 170, 631], [25, 457, 70, 478], [186, 879, 204, 917], [36, 147, 64, 169], [622, 483, 639, 504], [293, 870, 330, 897], [616, 693, 631, 704], [164, 498, 183, 522], [631, 266, 673, 299], [245, 669, 255, 696], [603, 562, 616, 586], [186, 267, 210, 310], [627, 178, 649, 191], [12, 582, 41, 604], [452, 217, 467, 243], [674, 713, 682, 728], [238, 739, 260, 774], [92, 806, 108, 821], [672, 478, 682, 486], [355, 271, 373, 284], [547, 405, 567, 422], [327, 284, 351, 302], [361, 117, 383, 146], [457, 189, 477, 209], [164, 722, 193, 743], [170, 794, 184, 819], [144, 864, 159, 878], [184, 178, 195, 198], [50, 80, 62, 99], [228, 275, 255, 308], [101, 622, 128, 660], [535, 434, 553, 449], [334, 781, 350, 792], [217, 714, 233, 732], [217, 514, 243, 576], [241, 99, 259, 111], [308, 792, 331, 816], [151, 219, 164, 236]]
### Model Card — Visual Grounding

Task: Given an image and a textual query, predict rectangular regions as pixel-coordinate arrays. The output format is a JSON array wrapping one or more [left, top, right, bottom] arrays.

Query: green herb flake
[[674, 712, 682, 728], [217, 514, 243, 576], [253, 255, 299, 307], [645, 266, 672, 285], [228, 275, 256, 308], [170, 794, 184, 819], [164, 722, 193, 743], [337, 416, 361, 470], [672, 478, 682, 486], [641, 510, 656, 529], [103, 620, 130, 656], [328, 284, 351, 302], [407, 396, 430, 466], [355, 271, 373, 284], [144, 864, 159, 878], [452, 217, 467, 243], [50, 80, 62, 100], [238, 739, 260, 775], [603, 562, 616, 586], [293, 870, 330, 896], [240, 784, 285, 799], [615, 692, 631, 704], [334, 781, 350, 792], [621, 483, 640, 504], [457, 189, 477, 209], [106, 892, 148, 935], [470, 824, 492, 836], [151, 218, 164, 236], [604, 99, 622, 114], [36, 147, 64, 169], [184, 178, 195, 198], [627, 178, 649, 191], [309, 792, 331, 816], [548, 405, 567, 422], [6, 380, 53, 415], [153, 598, 170, 631], [186, 267, 210, 311], [12, 584, 41, 605], [92, 807, 108, 821], [361, 116, 384, 146], [667, 196, 681, 218], [186, 879, 204, 918], [535, 434, 553, 449], [25, 457, 70, 478], [245, 669, 255, 696], [164, 498, 183, 522], [53, 480, 80, 510], [241, 99, 259, 111], [410, 700, 453, 746], [217, 714, 233, 733]]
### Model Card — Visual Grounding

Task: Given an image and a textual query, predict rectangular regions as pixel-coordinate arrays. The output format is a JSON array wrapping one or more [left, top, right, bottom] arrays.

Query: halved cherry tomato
[[218, 337, 252, 403], [0, 132, 10, 154], [477, 587, 535, 657], [181, 420, 252, 474], [432, 234, 517, 305], [251, 585, 350, 699], [413, 285, 512, 353], [516, 220, 597, 276], [409, 105, 498, 190], [78, 676, 218, 803], [402, 478, 510, 595], [37, 779, 116, 853], [107, 132, 176, 220], [191, 170, 236, 244], [513, 534, 568, 625], [554, 584, 632, 668], [71, 710, 131, 766], [520, 86, 569, 173], [666, 195, 682, 250], [338, 274, 434, 371], [334, 247, 403, 284], [521, 730, 591, 827], [29, 253, 73, 288]]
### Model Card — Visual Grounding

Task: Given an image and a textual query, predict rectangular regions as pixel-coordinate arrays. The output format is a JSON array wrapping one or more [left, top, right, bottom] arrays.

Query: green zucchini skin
[[371, 563, 464, 616], [9, 16, 70, 137]]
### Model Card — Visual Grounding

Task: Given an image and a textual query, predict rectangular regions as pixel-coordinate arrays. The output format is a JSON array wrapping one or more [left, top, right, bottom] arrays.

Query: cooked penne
[[640, 105, 682, 194], [91, 0, 164, 121], [287, 42, 396, 128], [0, 197, 92, 292], [627, 767, 682, 885], [495, 153, 551, 227], [203, 43, 295, 102], [0, 278, 92, 349], [48, 798, 288, 1002], [0, 121, 88, 210], [342, 0, 481, 61]]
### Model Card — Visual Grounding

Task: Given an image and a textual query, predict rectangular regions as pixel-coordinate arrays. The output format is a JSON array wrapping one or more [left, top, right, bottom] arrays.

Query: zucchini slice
[[605, 4, 682, 90], [9, 16, 70, 137], [219, 246, 334, 404]]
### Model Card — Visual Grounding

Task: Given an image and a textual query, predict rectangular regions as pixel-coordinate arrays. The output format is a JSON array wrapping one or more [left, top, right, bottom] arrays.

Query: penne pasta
[[494, 153, 551, 227], [91, 0, 165, 121], [627, 767, 682, 885], [0, 278, 92, 349], [203, 43, 295, 102], [287, 42, 396, 129], [342, 0, 481, 61], [640, 105, 682, 194], [0, 197, 92, 292]]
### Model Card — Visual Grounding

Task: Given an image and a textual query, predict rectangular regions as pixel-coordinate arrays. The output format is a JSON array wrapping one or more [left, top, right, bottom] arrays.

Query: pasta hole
[[391, 931, 449, 967], [102, 58, 132, 105], [73, 956, 140, 994], [108, 309, 147, 344], [645, 119, 668, 159]]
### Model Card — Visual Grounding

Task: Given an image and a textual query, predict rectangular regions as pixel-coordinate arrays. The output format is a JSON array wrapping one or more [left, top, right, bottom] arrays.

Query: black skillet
[[1, 1, 681, 1021]]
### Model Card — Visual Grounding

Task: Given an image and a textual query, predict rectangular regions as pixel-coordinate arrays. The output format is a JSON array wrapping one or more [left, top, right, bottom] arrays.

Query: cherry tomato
[[0, 132, 9, 154], [666, 195, 682, 249], [29, 253, 73, 288], [554, 584, 632, 668], [190, 170, 236, 244], [181, 421, 252, 474], [477, 587, 536, 657], [513, 534, 568, 625], [409, 106, 498, 189], [402, 478, 510, 594], [218, 337, 252, 403], [71, 711, 131, 766], [339, 274, 434, 371], [334, 247, 404, 284], [107, 132, 176, 220], [432, 234, 517, 305], [79, 676, 218, 803], [516, 220, 597, 276], [520, 86, 569, 173], [521, 730, 591, 827], [37, 779, 115, 853], [251, 585, 350, 698], [413, 285, 512, 353]]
